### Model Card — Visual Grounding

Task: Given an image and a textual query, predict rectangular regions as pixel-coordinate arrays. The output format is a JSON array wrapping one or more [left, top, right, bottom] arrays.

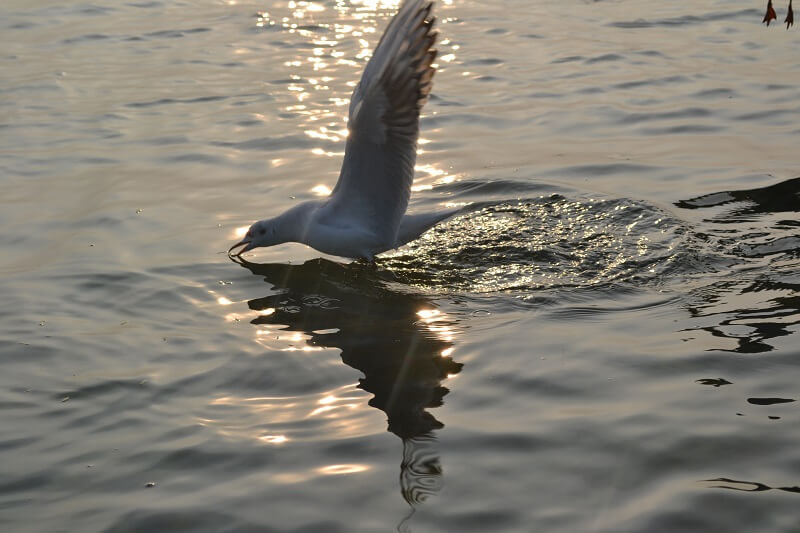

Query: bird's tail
[[396, 207, 463, 247]]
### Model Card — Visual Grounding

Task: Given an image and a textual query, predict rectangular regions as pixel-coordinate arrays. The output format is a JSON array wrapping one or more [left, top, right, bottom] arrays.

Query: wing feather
[[322, 0, 437, 249]]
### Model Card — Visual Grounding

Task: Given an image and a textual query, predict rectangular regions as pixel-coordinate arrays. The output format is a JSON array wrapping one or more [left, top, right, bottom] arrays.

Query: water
[[1, 0, 799, 531]]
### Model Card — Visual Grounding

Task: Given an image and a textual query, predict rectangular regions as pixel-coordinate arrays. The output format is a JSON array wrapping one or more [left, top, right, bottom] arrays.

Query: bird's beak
[[228, 238, 253, 257]]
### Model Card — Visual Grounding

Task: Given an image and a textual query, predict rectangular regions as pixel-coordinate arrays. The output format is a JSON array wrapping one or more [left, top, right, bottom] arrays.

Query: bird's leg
[[764, 0, 777, 25]]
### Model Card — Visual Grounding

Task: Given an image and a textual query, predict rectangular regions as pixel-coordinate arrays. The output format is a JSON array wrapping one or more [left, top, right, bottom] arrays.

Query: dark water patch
[[0, 472, 53, 494], [139, 135, 189, 145], [6, 21, 37, 30], [148, 445, 258, 472], [62, 214, 125, 230], [609, 9, 756, 29], [269, 77, 305, 85], [549, 162, 661, 177], [129, 1, 162, 7], [636, 49, 669, 58], [143, 27, 210, 39], [150, 356, 334, 399], [0, 341, 60, 362], [422, 112, 517, 129], [747, 397, 795, 406], [78, 4, 116, 15], [295, 24, 327, 32], [626, 97, 662, 107], [552, 55, 583, 64], [528, 91, 564, 99], [268, 37, 320, 50], [614, 107, 713, 125], [0, 436, 38, 452], [87, 414, 151, 435], [488, 373, 582, 400], [576, 86, 604, 95], [61, 33, 111, 45], [162, 153, 226, 165], [693, 87, 737, 99], [614, 75, 689, 90], [733, 107, 800, 122], [585, 53, 624, 64], [212, 134, 314, 152], [443, 509, 523, 530], [696, 378, 733, 387], [102, 510, 291, 533], [35, 4, 118, 17], [0, 83, 63, 95], [642, 124, 724, 135], [67, 271, 152, 294], [56, 379, 151, 403], [80, 157, 120, 165], [427, 94, 466, 107], [763, 83, 795, 91], [235, 118, 264, 127], [466, 57, 504, 66], [126, 95, 228, 108], [59, 270, 219, 323]]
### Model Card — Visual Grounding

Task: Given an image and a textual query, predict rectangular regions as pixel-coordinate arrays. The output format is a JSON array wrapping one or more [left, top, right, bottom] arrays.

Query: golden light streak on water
[[317, 464, 370, 475], [252, 0, 460, 176], [311, 183, 332, 195], [259, 435, 289, 444], [416, 309, 440, 321]]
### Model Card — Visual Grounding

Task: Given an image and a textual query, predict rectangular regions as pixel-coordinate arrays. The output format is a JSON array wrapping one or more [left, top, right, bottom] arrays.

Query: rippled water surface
[[2, 0, 799, 531]]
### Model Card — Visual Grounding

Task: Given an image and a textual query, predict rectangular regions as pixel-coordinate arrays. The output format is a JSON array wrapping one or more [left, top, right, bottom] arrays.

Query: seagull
[[229, 0, 459, 262]]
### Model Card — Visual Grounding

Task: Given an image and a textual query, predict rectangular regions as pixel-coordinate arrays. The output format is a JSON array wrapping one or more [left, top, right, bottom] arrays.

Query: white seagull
[[229, 0, 458, 261]]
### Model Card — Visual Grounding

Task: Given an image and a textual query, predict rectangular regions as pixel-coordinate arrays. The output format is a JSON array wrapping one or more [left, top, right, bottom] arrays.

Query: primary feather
[[319, 0, 438, 250]]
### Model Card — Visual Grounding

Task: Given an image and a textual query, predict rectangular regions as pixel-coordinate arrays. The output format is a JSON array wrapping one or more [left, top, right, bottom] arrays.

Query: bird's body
[[229, 0, 457, 261]]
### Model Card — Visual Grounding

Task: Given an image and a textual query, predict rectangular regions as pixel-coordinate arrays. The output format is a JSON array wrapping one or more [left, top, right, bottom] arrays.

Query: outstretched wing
[[322, 0, 437, 247]]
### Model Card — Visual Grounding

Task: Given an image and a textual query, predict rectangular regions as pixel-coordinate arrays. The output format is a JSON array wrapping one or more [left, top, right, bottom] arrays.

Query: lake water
[[2, 0, 799, 531]]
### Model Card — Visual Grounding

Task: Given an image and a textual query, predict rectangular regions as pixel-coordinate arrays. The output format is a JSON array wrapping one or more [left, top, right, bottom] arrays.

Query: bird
[[228, 0, 459, 262]]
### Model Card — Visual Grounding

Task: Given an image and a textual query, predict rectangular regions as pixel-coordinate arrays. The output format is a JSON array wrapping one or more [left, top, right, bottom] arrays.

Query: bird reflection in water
[[231, 255, 462, 514]]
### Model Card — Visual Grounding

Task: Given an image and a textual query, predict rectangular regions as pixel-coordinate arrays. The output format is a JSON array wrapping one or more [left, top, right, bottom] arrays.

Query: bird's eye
[[259, 228, 266, 236]]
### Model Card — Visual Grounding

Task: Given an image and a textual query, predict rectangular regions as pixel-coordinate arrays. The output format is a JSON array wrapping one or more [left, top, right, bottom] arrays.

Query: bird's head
[[228, 219, 279, 257]]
